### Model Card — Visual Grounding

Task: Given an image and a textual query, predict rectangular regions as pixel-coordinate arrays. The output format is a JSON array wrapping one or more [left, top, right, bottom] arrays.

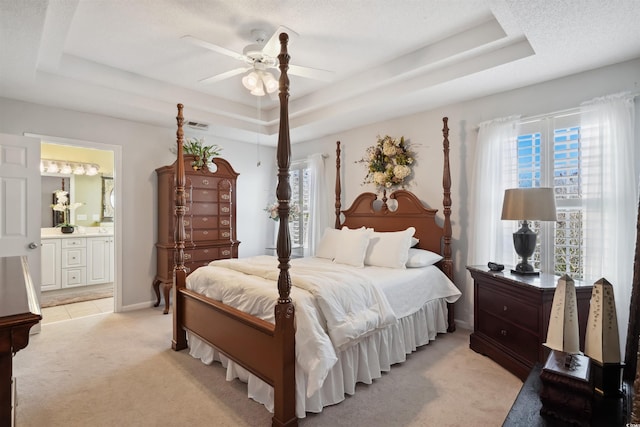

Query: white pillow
[[364, 227, 416, 269], [315, 227, 342, 260], [334, 227, 372, 267], [411, 237, 419, 247], [405, 248, 443, 268]]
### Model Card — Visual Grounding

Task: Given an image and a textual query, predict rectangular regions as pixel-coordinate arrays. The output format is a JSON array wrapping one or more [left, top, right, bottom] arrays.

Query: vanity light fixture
[[40, 159, 100, 176]]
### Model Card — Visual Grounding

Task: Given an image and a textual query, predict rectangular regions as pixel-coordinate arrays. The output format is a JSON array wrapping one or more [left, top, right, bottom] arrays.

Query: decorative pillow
[[315, 227, 342, 260], [405, 248, 443, 268], [364, 227, 416, 269], [411, 237, 419, 247], [334, 227, 372, 267]]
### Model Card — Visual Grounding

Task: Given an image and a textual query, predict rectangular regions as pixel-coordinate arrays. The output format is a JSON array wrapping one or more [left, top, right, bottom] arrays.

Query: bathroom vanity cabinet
[[41, 231, 114, 291]]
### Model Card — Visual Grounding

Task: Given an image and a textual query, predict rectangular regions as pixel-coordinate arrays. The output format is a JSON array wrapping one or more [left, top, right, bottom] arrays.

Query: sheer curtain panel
[[580, 93, 638, 355], [307, 153, 328, 256], [467, 116, 521, 267]]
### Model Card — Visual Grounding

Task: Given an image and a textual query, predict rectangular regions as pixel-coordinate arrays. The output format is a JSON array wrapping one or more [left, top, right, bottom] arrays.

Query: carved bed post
[[172, 103, 188, 350], [441, 117, 453, 280], [335, 141, 342, 229], [441, 117, 455, 332], [273, 32, 297, 427]]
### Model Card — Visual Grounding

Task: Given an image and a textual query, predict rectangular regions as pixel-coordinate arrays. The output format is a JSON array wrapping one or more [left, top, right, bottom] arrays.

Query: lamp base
[[511, 268, 540, 276], [511, 260, 539, 276]]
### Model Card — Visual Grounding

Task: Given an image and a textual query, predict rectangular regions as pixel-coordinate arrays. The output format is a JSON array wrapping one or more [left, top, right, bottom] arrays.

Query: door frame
[[26, 133, 123, 313]]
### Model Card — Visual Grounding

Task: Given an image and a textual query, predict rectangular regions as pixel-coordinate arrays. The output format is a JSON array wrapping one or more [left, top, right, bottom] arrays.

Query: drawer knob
[[500, 329, 508, 336], [503, 305, 508, 311]]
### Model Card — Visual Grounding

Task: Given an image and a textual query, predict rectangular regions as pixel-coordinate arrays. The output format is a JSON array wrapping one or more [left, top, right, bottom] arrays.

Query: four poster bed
[[171, 33, 459, 427]]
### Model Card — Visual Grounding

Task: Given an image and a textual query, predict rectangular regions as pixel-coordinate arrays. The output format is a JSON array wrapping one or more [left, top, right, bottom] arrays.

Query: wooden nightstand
[[467, 266, 593, 381]]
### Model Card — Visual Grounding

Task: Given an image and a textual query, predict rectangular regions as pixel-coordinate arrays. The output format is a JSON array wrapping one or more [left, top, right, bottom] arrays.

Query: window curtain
[[306, 153, 328, 256], [580, 92, 637, 355], [467, 116, 521, 268]]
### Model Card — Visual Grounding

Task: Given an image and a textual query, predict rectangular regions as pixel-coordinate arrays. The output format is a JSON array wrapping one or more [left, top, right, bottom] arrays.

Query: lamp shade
[[261, 71, 278, 93], [501, 187, 557, 221], [242, 71, 260, 90]]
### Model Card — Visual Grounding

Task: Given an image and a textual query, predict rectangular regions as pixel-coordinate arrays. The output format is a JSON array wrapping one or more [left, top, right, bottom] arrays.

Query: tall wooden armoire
[[153, 155, 240, 314]]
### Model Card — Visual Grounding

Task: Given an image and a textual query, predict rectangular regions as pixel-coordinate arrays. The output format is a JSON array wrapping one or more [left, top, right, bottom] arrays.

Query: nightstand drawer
[[477, 286, 538, 331], [479, 311, 539, 363]]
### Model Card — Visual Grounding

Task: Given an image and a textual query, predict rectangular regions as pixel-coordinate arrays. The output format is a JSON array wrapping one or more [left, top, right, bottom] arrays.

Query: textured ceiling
[[1, 0, 639, 145]]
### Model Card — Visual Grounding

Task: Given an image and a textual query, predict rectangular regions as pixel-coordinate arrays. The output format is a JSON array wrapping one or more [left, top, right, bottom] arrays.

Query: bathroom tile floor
[[41, 297, 114, 324]]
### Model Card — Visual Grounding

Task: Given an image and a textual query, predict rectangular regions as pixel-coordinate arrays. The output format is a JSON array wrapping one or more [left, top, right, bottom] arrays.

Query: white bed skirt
[[187, 298, 449, 419]]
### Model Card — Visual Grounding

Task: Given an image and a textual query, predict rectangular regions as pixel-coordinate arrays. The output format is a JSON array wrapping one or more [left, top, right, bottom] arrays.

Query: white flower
[[382, 141, 396, 156], [51, 190, 83, 226], [393, 164, 411, 180]]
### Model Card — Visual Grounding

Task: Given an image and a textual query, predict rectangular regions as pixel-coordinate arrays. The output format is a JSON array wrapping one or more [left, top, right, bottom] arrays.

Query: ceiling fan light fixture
[[261, 71, 278, 94], [242, 71, 260, 90], [250, 81, 266, 97]]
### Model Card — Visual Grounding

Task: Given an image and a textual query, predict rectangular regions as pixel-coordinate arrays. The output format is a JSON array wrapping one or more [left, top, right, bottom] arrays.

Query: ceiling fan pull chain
[[256, 96, 262, 167]]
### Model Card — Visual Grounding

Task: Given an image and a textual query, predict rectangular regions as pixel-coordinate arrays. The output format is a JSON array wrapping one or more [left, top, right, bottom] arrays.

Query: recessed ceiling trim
[[281, 37, 535, 135]]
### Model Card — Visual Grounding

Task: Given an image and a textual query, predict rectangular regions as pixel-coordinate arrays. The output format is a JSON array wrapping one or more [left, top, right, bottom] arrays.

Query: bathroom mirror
[[102, 176, 114, 222]]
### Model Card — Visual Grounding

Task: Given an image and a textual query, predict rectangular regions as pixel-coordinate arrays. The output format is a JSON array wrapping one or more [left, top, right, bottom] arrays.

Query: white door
[[0, 133, 41, 297]]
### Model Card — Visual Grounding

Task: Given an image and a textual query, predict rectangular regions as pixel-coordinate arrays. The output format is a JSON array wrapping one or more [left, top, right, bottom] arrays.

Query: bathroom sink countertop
[[41, 227, 113, 238]]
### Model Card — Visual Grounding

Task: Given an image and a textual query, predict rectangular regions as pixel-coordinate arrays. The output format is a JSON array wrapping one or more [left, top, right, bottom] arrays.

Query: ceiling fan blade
[[199, 67, 251, 84], [262, 25, 299, 58], [288, 64, 334, 82], [182, 35, 247, 62]]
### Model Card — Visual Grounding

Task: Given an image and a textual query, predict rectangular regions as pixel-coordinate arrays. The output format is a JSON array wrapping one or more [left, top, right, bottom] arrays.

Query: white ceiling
[[1, 0, 639, 145]]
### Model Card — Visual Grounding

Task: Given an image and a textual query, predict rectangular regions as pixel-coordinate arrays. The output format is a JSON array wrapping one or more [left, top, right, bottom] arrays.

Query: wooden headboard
[[335, 117, 453, 281], [341, 190, 444, 255]]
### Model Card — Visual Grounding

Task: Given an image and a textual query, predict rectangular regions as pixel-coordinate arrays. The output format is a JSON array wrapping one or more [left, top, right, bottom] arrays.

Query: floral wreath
[[358, 135, 415, 190]]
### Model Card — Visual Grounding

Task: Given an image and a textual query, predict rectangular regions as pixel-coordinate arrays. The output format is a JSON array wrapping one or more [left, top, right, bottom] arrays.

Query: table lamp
[[501, 187, 557, 275]]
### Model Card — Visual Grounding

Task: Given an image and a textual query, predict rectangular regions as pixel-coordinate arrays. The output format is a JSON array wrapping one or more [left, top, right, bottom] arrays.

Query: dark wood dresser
[[467, 266, 593, 381], [0, 256, 41, 425], [154, 155, 240, 314]]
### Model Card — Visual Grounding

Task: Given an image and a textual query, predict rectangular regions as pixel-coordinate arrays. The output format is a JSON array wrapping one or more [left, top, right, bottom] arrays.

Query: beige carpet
[[13, 309, 522, 426], [40, 283, 114, 308]]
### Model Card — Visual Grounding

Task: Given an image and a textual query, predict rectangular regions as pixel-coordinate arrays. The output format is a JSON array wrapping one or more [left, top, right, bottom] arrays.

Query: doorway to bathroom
[[33, 135, 121, 323]]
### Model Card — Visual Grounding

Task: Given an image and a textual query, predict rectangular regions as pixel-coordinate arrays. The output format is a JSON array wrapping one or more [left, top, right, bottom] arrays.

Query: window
[[289, 163, 311, 251], [512, 113, 584, 278]]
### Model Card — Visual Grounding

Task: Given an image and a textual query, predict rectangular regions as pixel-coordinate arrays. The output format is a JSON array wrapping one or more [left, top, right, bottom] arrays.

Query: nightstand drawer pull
[[503, 305, 508, 311], [501, 329, 508, 336]]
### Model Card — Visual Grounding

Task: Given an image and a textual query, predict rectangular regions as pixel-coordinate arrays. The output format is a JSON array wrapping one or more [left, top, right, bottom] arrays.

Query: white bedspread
[[210, 256, 397, 349], [185, 255, 461, 399]]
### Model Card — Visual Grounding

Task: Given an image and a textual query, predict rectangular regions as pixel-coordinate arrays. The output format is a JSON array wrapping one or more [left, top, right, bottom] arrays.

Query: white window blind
[[513, 113, 585, 278]]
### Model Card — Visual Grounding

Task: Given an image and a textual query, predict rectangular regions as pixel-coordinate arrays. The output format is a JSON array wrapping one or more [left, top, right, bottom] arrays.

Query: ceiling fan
[[182, 26, 333, 92]]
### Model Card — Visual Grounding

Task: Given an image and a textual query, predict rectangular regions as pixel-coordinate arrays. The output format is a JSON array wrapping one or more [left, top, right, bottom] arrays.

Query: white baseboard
[[454, 319, 472, 331], [118, 301, 158, 312]]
